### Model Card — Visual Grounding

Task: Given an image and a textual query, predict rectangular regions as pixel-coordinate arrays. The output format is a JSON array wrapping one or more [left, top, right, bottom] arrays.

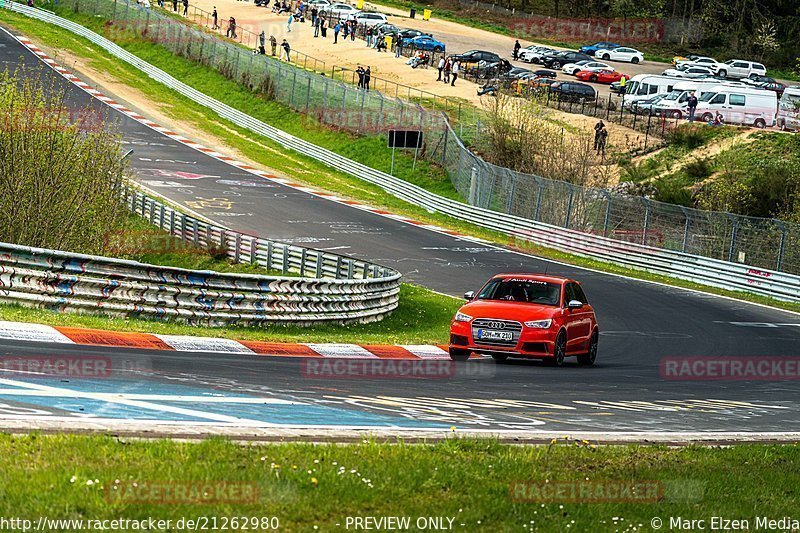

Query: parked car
[[322, 3, 360, 19], [579, 41, 622, 55], [662, 65, 716, 79], [353, 12, 388, 27], [532, 69, 557, 79], [742, 74, 776, 86], [594, 47, 644, 64], [562, 60, 612, 75], [390, 28, 432, 40], [629, 94, 668, 115], [450, 50, 501, 65], [676, 56, 721, 70], [467, 59, 513, 79], [448, 274, 599, 366], [541, 51, 591, 69], [695, 85, 778, 128], [756, 81, 786, 98], [777, 86, 800, 131], [548, 81, 596, 102], [715, 59, 767, 79], [672, 54, 700, 65], [402, 35, 445, 52], [614, 74, 676, 104], [518, 46, 554, 64], [575, 69, 629, 84]]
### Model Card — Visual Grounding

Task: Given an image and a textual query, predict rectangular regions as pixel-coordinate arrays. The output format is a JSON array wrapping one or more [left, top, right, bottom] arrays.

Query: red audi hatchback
[[449, 274, 599, 366]]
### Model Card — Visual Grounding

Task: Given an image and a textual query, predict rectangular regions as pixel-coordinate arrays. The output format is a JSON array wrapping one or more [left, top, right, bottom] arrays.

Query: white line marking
[[305, 344, 378, 358]]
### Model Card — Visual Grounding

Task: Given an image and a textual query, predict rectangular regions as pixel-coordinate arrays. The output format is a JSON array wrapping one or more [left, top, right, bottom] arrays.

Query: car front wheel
[[602, 54, 610, 60], [551, 61, 561, 68], [449, 348, 471, 361], [577, 330, 598, 366], [547, 331, 567, 366], [631, 57, 640, 64]]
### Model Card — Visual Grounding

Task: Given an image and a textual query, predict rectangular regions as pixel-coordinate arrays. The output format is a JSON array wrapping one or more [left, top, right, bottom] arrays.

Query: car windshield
[[477, 278, 561, 306], [779, 93, 800, 111]]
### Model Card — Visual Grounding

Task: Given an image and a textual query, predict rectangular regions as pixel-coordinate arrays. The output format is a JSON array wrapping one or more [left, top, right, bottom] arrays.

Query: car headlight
[[454, 312, 473, 323], [524, 319, 552, 329]]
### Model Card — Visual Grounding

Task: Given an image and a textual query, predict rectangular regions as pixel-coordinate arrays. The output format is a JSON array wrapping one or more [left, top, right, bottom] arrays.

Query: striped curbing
[[13, 35, 480, 243], [0, 320, 467, 359]]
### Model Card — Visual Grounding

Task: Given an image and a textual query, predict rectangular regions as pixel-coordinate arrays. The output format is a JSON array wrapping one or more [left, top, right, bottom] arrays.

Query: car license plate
[[478, 329, 513, 341]]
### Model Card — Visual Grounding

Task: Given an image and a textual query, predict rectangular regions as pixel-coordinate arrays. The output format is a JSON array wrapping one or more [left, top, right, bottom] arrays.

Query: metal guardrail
[[0, 186, 400, 325], [8, 4, 800, 304]]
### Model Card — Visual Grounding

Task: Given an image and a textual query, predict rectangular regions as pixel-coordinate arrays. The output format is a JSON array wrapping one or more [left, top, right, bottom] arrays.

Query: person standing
[[282, 38, 291, 61], [311, 7, 318, 26], [333, 21, 340, 43], [350, 20, 356, 41], [513, 39, 521, 60], [395, 36, 403, 58], [211, 7, 218, 29], [171, 0, 177, 11], [687, 91, 698, 122], [259, 30, 266, 54], [436, 56, 444, 81], [364, 66, 371, 92], [596, 124, 608, 155], [314, 14, 321, 37], [287, 13, 293, 32], [320, 15, 328, 38], [450, 60, 459, 86], [443, 58, 451, 84], [356, 65, 365, 89], [593, 120, 604, 151], [182, 0, 188, 16], [269, 34, 277, 56]]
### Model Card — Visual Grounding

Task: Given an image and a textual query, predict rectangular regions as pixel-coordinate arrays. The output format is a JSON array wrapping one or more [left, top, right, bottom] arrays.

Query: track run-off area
[[1, 28, 800, 440]]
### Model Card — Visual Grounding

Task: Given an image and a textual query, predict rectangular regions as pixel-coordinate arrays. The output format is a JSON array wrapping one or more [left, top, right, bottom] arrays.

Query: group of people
[[435, 57, 460, 86], [407, 51, 430, 69], [355, 65, 372, 91], [593, 120, 609, 154], [254, 30, 291, 60]]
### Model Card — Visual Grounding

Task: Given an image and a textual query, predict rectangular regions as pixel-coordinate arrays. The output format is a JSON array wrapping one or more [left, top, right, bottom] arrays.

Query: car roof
[[492, 273, 575, 284]]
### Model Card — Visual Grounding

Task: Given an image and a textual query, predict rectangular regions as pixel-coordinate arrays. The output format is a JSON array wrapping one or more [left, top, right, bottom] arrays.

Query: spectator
[[272, 0, 280, 12], [395, 36, 403, 58], [436, 57, 444, 81], [513, 39, 521, 60], [687, 91, 698, 122], [478, 81, 497, 96], [269, 34, 277, 56], [443, 58, 451, 83], [350, 20, 356, 41], [311, 7, 318, 26], [366, 26, 373, 47], [709, 111, 725, 126], [227, 17, 237, 38], [282, 38, 291, 61], [320, 16, 328, 38], [342, 20, 349, 39], [334, 22, 341, 43], [450, 60, 459, 86], [364, 66, 371, 91], [314, 14, 321, 37], [376, 36, 387, 52], [212, 7, 218, 29], [182, 0, 188, 16], [158, 0, 164, 7], [356, 65, 365, 89], [373, 29, 383, 49], [259, 30, 266, 54], [619, 75, 627, 96], [171, 0, 177, 11], [287, 13, 293, 32], [596, 125, 608, 154], [593, 120, 604, 151]]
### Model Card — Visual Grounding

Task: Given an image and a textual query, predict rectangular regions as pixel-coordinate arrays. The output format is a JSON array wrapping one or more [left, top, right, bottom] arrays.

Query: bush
[[0, 67, 126, 253]]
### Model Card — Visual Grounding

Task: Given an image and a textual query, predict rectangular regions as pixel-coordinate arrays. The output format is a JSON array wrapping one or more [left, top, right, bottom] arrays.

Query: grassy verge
[[3, 12, 800, 318], [1, 435, 799, 529]]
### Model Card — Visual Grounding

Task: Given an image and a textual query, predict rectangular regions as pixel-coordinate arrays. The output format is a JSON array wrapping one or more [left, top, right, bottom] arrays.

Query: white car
[[594, 47, 644, 64], [519, 46, 554, 64], [353, 12, 387, 27], [563, 60, 612, 75], [662, 66, 716, 79], [323, 3, 360, 19], [676, 56, 721, 71], [715, 59, 767, 80]]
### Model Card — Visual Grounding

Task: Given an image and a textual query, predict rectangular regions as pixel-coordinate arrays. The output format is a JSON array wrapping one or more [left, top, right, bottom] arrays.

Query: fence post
[[641, 198, 651, 246], [679, 206, 691, 253], [564, 184, 574, 228], [602, 192, 612, 237], [534, 178, 544, 221], [290, 70, 297, 108], [468, 166, 479, 205], [727, 216, 739, 263], [775, 220, 786, 272]]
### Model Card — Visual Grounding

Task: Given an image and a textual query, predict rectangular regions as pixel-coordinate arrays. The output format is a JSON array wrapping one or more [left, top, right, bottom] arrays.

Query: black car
[[547, 81, 596, 102], [397, 28, 432, 40], [541, 51, 592, 69], [467, 59, 513, 79], [532, 69, 557, 79], [450, 50, 502, 65]]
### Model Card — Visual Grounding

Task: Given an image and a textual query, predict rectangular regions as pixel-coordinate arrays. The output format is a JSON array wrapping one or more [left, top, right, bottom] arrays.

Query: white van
[[651, 80, 720, 118], [694, 85, 777, 128], [620, 75, 677, 107], [777, 86, 800, 131]]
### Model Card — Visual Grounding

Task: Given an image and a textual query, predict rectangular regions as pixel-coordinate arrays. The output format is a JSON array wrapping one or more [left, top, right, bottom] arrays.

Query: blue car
[[579, 41, 622, 55], [402, 35, 446, 53]]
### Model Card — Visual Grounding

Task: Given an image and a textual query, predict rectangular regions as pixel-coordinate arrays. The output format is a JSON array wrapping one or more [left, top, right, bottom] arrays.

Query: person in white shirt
[[450, 60, 460, 86], [437, 57, 445, 81]]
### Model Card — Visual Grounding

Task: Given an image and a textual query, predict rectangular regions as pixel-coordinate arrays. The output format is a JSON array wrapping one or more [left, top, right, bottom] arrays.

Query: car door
[[562, 283, 584, 349]]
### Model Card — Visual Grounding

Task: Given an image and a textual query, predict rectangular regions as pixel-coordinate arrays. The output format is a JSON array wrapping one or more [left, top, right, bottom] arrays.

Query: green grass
[[3, 12, 800, 320], [1, 435, 799, 529]]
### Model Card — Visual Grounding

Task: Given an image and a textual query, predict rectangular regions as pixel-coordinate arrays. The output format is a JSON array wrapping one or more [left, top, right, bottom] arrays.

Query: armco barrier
[[0, 188, 400, 325], [6, 7, 800, 304]]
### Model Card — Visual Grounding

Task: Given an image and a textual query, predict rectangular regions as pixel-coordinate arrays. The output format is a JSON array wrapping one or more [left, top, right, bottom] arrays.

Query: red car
[[575, 69, 630, 84], [448, 274, 599, 366]]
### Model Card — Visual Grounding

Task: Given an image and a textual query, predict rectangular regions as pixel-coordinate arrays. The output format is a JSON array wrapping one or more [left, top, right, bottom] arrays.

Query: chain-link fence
[[45, 0, 800, 275]]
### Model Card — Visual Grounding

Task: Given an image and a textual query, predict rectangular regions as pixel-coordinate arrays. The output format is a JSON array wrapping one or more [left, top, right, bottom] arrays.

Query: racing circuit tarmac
[[1, 28, 800, 437]]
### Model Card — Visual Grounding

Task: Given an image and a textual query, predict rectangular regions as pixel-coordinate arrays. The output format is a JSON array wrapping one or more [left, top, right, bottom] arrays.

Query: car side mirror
[[464, 291, 475, 301], [567, 300, 584, 309]]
